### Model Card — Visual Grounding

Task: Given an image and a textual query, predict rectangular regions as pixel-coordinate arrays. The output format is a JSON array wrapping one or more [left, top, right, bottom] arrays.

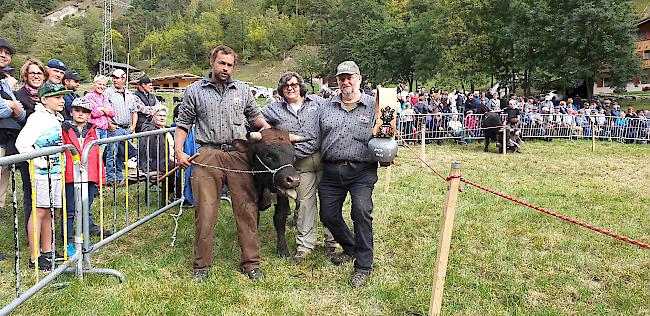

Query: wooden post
[[591, 124, 596, 152], [421, 122, 427, 166], [429, 162, 462, 316], [501, 127, 507, 155], [383, 165, 392, 192]]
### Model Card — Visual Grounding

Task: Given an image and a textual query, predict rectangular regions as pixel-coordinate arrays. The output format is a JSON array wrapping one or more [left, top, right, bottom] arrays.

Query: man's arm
[[130, 112, 138, 132], [250, 115, 271, 131], [174, 127, 191, 168]]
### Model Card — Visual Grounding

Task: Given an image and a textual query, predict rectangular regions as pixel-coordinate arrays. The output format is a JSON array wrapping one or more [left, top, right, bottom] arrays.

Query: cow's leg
[[484, 135, 490, 152], [274, 197, 291, 257]]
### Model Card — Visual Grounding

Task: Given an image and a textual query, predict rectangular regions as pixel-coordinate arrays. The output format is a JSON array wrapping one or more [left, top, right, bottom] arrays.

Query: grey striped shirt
[[104, 87, 138, 126], [319, 93, 376, 162], [176, 75, 261, 144], [261, 95, 324, 159]]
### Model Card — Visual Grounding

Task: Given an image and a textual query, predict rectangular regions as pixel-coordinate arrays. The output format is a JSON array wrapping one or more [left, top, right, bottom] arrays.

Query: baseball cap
[[137, 76, 152, 84], [46, 59, 67, 72], [1, 67, 15, 72], [111, 69, 126, 78], [63, 70, 83, 81], [71, 98, 92, 111], [0, 39, 16, 55], [335, 61, 360, 77], [38, 82, 72, 98]]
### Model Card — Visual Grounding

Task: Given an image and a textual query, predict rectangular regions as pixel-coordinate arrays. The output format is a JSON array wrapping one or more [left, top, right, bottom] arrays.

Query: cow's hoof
[[277, 249, 291, 258]]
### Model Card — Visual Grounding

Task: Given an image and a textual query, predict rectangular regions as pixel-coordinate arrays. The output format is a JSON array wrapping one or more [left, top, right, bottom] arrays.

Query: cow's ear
[[232, 139, 248, 153]]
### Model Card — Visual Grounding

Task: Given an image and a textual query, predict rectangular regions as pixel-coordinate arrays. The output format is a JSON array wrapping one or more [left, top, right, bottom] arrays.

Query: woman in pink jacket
[[83, 75, 115, 140]]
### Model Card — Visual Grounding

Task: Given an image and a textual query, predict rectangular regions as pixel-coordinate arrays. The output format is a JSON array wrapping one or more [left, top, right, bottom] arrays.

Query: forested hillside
[[0, 0, 646, 96]]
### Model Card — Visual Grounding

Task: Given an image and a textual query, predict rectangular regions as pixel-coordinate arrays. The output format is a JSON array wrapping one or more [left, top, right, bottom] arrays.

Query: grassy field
[[0, 139, 648, 315]]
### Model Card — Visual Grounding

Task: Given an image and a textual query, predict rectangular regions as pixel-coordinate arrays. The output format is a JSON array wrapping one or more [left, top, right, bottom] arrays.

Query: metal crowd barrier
[[0, 145, 83, 315], [396, 112, 650, 143], [1, 127, 187, 314]]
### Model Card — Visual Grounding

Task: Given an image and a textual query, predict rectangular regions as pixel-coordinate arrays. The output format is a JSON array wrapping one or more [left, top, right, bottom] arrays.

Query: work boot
[[242, 268, 264, 281], [330, 252, 354, 266], [351, 270, 370, 287]]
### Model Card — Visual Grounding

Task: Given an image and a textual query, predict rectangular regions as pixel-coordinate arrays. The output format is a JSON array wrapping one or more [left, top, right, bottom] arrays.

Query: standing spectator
[[318, 61, 380, 287], [489, 94, 501, 112], [62, 70, 83, 120], [463, 110, 478, 142], [62, 98, 111, 257], [174, 45, 271, 281], [85, 75, 114, 141], [133, 75, 162, 132], [448, 88, 458, 113], [104, 69, 138, 186], [14, 58, 45, 234], [15, 82, 70, 270], [45, 59, 66, 84], [262, 72, 339, 263], [0, 39, 26, 261], [400, 102, 416, 143]]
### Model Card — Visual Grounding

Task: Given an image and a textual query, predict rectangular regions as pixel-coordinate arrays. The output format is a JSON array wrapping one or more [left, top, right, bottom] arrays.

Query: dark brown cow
[[234, 128, 305, 257]]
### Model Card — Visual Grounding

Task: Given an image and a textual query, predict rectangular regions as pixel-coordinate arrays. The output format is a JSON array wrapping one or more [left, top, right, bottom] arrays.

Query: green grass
[[0, 140, 649, 315]]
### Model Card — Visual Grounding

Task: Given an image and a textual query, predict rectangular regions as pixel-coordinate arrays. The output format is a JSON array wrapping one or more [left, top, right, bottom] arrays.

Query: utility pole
[[101, 0, 114, 75]]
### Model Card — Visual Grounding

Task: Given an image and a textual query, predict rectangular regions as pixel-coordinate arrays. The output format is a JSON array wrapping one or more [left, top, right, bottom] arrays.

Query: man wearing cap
[[0, 38, 26, 261], [318, 60, 378, 287], [104, 68, 139, 185], [175, 45, 271, 281], [62, 70, 83, 120], [133, 75, 162, 132], [45, 59, 67, 84]]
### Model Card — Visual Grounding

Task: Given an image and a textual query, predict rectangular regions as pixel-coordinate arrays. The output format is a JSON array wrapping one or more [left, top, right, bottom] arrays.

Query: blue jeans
[[63, 183, 98, 243], [105, 128, 130, 182], [319, 161, 378, 272]]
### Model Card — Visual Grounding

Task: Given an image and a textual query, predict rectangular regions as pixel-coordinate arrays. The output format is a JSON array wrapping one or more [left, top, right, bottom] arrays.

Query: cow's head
[[234, 128, 307, 199]]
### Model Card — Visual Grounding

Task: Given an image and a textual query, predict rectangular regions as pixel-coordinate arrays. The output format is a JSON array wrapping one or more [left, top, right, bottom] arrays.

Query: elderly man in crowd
[[175, 45, 271, 281], [104, 69, 139, 186], [45, 59, 66, 84], [261, 72, 339, 263], [318, 61, 378, 287]]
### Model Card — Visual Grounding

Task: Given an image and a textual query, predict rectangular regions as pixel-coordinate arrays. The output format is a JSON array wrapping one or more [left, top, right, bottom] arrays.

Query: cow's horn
[[248, 132, 262, 141], [289, 133, 308, 143]]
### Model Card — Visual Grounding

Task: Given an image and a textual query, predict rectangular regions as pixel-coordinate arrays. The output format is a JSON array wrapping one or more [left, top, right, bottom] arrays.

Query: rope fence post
[[383, 165, 392, 193], [429, 161, 462, 316], [591, 123, 596, 152], [421, 122, 426, 166], [502, 127, 506, 156]]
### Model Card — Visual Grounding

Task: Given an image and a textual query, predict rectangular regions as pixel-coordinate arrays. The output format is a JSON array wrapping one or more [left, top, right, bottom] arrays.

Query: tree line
[[0, 0, 641, 98]]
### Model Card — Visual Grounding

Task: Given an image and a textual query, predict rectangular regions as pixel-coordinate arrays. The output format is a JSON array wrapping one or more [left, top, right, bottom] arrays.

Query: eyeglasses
[[283, 83, 300, 90], [28, 71, 44, 77]]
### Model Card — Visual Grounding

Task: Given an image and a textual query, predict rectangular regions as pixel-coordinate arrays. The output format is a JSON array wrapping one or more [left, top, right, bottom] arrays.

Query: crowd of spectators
[[355, 84, 650, 144], [0, 39, 173, 268]]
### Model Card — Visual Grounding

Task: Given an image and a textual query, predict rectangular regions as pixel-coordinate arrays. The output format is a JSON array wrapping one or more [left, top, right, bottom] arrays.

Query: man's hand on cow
[[176, 151, 192, 168]]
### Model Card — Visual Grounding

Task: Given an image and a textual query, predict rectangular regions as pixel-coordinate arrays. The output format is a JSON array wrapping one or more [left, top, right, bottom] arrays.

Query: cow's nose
[[285, 175, 300, 188]]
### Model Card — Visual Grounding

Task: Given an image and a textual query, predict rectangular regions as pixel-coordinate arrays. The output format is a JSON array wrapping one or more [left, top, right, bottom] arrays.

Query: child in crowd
[[15, 82, 69, 270], [61, 98, 109, 257]]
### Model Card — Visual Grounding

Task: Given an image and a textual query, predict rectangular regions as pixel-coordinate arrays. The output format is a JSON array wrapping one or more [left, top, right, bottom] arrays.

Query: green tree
[[0, 11, 41, 53], [293, 50, 325, 93]]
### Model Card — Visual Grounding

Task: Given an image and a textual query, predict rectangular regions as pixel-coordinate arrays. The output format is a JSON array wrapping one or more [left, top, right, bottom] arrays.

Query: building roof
[[129, 73, 203, 84], [99, 60, 141, 72]]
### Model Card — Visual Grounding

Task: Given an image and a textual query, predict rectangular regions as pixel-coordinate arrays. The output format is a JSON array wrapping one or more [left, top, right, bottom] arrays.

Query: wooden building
[[130, 73, 203, 92]]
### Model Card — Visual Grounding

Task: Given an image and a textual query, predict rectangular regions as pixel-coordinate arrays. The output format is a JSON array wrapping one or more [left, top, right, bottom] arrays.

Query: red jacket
[[62, 122, 105, 184]]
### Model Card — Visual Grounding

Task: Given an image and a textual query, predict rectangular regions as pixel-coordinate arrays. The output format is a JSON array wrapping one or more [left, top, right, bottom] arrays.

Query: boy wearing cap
[[15, 82, 70, 270]]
